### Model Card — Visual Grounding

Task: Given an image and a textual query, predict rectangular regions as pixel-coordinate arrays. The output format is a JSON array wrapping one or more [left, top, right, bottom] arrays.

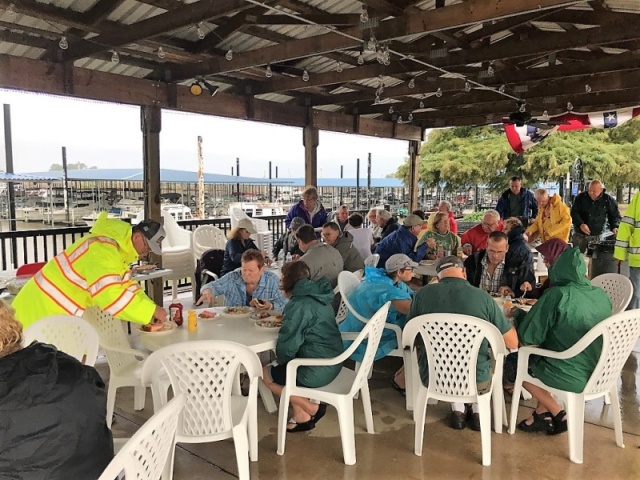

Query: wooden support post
[[408, 140, 420, 213], [303, 126, 319, 186], [140, 105, 163, 305]]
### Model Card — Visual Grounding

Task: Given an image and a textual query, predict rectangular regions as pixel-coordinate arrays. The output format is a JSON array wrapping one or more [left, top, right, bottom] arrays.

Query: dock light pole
[[356, 158, 360, 211], [3, 104, 17, 267], [236, 157, 240, 201], [269, 161, 272, 202]]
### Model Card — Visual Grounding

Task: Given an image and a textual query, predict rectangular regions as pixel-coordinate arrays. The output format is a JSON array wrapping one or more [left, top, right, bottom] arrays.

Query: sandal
[[391, 378, 406, 397], [548, 410, 567, 436], [310, 403, 327, 425], [287, 418, 316, 433], [517, 411, 553, 433]]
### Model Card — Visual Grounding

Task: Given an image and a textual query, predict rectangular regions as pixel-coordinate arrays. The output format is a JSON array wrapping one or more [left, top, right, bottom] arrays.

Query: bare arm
[[503, 326, 518, 350]]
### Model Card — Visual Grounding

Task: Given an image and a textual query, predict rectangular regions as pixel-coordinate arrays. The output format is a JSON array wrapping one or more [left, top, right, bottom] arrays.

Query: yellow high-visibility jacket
[[614, 191, 640, 267], [525, 194, 571, 243], [13, 212, 157, 328]]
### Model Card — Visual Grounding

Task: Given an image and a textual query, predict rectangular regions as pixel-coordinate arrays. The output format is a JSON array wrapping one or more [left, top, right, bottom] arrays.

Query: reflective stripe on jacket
[[13, 213, 157, 328], [614, 191, 640, 267]]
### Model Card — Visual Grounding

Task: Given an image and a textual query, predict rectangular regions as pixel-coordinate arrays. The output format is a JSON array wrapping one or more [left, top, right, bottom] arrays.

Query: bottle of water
[[285, 252, 292, 264]]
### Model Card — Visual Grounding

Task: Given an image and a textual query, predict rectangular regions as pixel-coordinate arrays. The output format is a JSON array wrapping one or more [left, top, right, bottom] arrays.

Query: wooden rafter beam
[[165, 0, 581, 81], [246, 14, 362, 26], [83, 0, 127, 26]]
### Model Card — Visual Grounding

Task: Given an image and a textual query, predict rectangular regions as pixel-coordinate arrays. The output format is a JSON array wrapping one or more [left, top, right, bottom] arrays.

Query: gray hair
[[439, 200, 452, 212], [378, 209, 392, 221], [534, 188, 548, 198], [483, 209, 500, 221], [367, 208, 380, 217], [338, 205, 349, 212]]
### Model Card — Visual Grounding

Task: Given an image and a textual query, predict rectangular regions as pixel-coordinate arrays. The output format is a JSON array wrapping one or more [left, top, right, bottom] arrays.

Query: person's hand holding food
[[196, 288, 213, 306], [250, 298, 273, 311]]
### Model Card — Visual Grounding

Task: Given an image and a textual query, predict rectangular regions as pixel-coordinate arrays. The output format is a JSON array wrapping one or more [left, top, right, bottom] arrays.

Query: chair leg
[[508, 380, 524, 435], [360, 384, 375, 434], [232, 425, 250, 480], [106, 384, 117, 429], [609, 388, 625, 448], [258, 378, 278, 414], [403, 351, 413, 411], [335, 397, 356, 465], [276, 389, 291, 456], [413, 388, 428, 456], [171, 280, 177, 301], [478, 394, 492, 467], [161, 441, 177, 480], [492, 385, 504, 434], [248, 388, 259, 462], [134, 385, 146, 411], [566, 394, 586, 464]]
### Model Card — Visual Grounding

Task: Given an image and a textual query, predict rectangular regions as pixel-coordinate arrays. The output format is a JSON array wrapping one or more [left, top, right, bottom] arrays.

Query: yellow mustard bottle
[[187, 309, 198, 332]]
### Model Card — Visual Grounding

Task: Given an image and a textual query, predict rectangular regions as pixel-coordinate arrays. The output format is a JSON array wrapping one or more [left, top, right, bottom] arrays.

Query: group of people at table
[[0, 178, 636, 477]]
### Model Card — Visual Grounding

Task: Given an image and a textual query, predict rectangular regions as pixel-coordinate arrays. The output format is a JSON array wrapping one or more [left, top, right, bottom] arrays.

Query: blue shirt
[[201, 269, 288, 311]]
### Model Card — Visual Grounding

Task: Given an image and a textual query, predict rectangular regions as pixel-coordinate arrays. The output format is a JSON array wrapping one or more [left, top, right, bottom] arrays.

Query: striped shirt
[[480, 254, 505, 295]]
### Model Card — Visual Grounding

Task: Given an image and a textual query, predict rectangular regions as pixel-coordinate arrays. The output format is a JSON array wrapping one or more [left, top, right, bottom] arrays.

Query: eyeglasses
[[482, 221, 498, 227]]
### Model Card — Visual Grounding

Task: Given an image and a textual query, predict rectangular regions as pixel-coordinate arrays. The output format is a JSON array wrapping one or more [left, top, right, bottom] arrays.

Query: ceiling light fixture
[[197, 23, 206, 40], [419, 100, 425, 109], [567, 101, 574, 111], [367, 35, 376, 52], [487, 64, 495, 76], [357, 52, 364, 65], [189, 82, 203, 96], [585, 84, 592, 93], [360, 4, 369, 23], [397, 116, 403, 124], [111, 51, 119, 64], [408, 113, 414, 121], [58, 36, 68, 50], [336, 62, 343, 73], [435, 87, 442, 98], [265, 64, 272, 78], [388, 106, 394, 114], [498, 84, 506, 93], [225, 49, 233, 61], [464, 80, 471, 92], [408, 78, 416, 89], [302, 69, 309, 82], [157, 47, 165, 59], [519, 102, 526, 113], [542, 110, 549, 119]]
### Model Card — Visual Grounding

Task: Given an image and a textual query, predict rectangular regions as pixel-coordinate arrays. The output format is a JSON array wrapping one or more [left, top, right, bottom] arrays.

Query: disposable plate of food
[[223, 306, 255, 317], [255, 318, 282, 329], [197, 310, 220, 319], [250, 311, 277, 320], [514, 298, 537, 306], [138, 321, 177, 335]]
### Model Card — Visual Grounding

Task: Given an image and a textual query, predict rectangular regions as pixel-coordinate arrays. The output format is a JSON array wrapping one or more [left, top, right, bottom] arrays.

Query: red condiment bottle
[[168, 302, 184, 326]]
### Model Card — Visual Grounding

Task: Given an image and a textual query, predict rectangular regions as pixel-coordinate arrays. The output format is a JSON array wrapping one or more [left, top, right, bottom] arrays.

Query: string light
[[487, 64, 495, 76], [435, 87, 442, 98], [567, 101, 574, 111], [225, 49, 233, 61], [542, 110, 549, 119], [111, 51, 119, 64], [419, 100, 425, 108], [464, 80, 471, 92], [197, 23, 206, 40], [157, 47, 165, 59], [265, 64, 272, 78], [302, 69, 309, 82], [336, 62, 343, 73], [357, 52, 364, 65], [408, 113, 413, 121], [585, 84, 592, 93], [58, 36, 68, 50], [519, 102, 526, 113], [498, 84, 506, 93], [408, 78, 416, 89], [397, 116, 403, 124], [388, 106, 394, 114], [360, 4, 369, 23], [367, 35, 376, 52]]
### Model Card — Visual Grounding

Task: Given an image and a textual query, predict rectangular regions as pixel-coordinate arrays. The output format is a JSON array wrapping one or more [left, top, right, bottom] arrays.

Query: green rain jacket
[[276, 277, 344, 387], [516, 247, 612, 393]]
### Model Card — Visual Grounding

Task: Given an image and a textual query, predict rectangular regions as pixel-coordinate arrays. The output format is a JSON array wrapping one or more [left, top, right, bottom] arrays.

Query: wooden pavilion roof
[[0, 0, 639, 137]]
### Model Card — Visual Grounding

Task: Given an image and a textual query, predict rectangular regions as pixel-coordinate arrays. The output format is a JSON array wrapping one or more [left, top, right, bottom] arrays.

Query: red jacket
[[448, 212, 458, 235], [460, 220, 504, 253]]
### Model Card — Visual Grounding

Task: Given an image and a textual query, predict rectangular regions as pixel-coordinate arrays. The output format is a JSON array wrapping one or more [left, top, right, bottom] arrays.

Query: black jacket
[[464, 250, 535, 297], [380, 217, 400, 240], [0, 343, 113, 480], [570, 190, 621, 235], [507, 225, 533, 267], [221, 237, 259, 276], [272, 230, 304, 259]]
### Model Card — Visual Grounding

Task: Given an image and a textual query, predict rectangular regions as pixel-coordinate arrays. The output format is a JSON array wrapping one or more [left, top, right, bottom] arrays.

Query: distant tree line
[[49, 162, 97, 171]]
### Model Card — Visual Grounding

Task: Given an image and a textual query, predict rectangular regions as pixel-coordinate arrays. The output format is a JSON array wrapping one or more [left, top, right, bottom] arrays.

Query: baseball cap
[[385, 254, 418, 273], [403, 214, 426, 227], [290, 217, 306, 230], [237, 218, 257, 234], [137, 220, 166, 255], [435, 255, 465, 274]]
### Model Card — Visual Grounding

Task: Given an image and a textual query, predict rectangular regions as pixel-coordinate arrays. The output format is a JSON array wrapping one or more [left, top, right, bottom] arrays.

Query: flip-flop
[[391, 378, 406, 397], [287, 418, 316, 433], [310, 403, 327, 425]]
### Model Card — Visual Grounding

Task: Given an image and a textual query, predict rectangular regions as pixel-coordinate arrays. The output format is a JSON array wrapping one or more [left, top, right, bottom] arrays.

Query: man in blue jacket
[[375, 214, 428, 267], [496, 176, 538, 225]]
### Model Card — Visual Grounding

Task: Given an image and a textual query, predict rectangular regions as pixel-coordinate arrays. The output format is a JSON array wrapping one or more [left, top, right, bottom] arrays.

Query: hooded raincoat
[[276, 277, 343, 387], [525, 194, 571, 243], [13, 212, 157, 328], [515, 248, 612, 393]]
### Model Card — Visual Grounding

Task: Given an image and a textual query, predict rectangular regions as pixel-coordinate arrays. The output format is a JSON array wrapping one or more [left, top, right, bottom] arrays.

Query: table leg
[[258, 379, 278, 414]]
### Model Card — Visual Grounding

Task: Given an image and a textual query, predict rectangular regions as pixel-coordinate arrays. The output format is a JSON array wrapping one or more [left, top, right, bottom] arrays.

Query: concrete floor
[[100, 331, 640, 480]]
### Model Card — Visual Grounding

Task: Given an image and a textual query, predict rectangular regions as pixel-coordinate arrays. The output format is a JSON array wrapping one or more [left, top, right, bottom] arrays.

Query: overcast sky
[[0, 88, 411, 179]]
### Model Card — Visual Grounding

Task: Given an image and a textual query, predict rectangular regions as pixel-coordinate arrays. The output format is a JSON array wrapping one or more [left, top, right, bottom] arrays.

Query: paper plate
[[138, 322, 177, 335]]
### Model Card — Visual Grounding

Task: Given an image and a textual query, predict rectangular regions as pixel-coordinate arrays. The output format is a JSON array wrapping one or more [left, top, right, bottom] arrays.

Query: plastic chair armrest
[[102, 344, 148, 360]]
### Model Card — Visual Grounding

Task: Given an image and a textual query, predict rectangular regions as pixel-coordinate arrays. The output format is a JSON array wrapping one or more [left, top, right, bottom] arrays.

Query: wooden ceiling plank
[[191, 5, 267, 54], [83, 0, 127, 26]]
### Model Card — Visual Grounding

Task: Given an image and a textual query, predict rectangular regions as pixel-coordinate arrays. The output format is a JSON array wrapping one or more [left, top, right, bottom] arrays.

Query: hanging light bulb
[[336, 62, 343, 73], [464, 80, 471, 92], [397, 116, 403, 124], [435, 87, 442, 98], [542, 110, 549, 119], [498, 84, 506, 93], [157, 47, 165, 59], [357, 52, 364, 65], [197, 23, 206, 40], [487, 64, 495, 76], [111, 51, 119, 64], [265, 64, 272, 78], [408, 78, 416, 89], [225, 49, 233, 61], [367, 35, 376, 52], [58, 36, 68, 50], [519, 102, 526, 113], [408, 113, 413, 121], [302, 69, 309, 82], [388, 106, 394, 114], [419, 100, 425, 109], [585, 84, 592, 93], [383, 45, 391, 66], [360, 4, 369, 23], [5, 3, 16, 16], [567, 101, 574, 111]]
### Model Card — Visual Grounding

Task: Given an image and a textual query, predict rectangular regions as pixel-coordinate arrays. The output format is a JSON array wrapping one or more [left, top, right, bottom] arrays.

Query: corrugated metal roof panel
[[0, 173, 60, 182]]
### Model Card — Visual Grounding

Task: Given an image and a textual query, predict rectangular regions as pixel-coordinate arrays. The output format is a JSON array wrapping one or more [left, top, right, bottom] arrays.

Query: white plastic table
[[132, 268, 174, 282], [415, 260, 437, 277]]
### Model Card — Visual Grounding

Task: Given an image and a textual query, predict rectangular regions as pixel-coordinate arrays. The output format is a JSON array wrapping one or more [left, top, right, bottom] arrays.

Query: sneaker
[[449, 411, 466, 430]]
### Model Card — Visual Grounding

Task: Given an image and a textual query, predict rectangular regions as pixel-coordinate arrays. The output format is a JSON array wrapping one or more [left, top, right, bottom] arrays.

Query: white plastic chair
[[591, 273, 633, 315], [160, 211, 194, 300], [83, 306, 170, 429], [142, 340, 263, 480], [192, 225, 227, 263], [364, 253, 380, 268], [277, 302, 391, 466], [508, 310, 640, 464], [98, 394, 185, 480], [23, 315, 100, 366], [403, 314, 508, 467]]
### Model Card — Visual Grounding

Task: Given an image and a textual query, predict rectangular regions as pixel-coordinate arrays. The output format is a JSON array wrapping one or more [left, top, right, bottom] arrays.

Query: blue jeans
[[630, 267, 640, 310]]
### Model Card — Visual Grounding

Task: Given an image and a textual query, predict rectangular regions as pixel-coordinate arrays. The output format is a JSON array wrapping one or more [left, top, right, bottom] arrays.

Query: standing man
[[321, 222, 364, 272], [285, 186, 328, 230], [296, 225, 343, 288], [570, 180, 621, 253], [614, 190, 640, 309], [12, 212, 168, 328], [460, 210, 503, 255], [496, 176, 538, 224]]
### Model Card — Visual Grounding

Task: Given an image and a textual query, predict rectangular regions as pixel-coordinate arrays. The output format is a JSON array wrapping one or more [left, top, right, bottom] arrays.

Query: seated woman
[[418, 212, 461, 259], [0, 300, 113, 479], [262, 261, 344, 432], [221, 218, 259, 276], [519, 238, 569, 299], [338, 254, 415, 395], [513, 247, 612, 434], [503, 217, 533, 266]]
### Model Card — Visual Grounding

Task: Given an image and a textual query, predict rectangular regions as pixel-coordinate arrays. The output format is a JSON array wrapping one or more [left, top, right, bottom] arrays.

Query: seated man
[[322, 221, 364, 273], [377, 209, 400, 241], [375, 214, 428, 268], [407, 256, 518, 430], [512, 247, 612, 434], [273, 217, 305, 260], [296, 224, 344, 288], [460, 209, 503, 256], [197, 249, 287, 311], [464, 231, 535, 298], [330, 205, 350, 232]]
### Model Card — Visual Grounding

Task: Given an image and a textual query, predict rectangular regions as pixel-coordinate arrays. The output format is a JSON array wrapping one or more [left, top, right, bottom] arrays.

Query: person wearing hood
[[570, 180, 621, 253], [262, 261, 343, 432], [519, 238, 569, 299], [0, 301, 113, 479], [272, 217, 305, 260], [495, 176, 538, 224], [512, 247, 612, 435], [503, 217, 533, 266], [375, 214, 428, 268], [285, 186, 327, 230], [12, 211, 167, 329], [339, 254, 416, 394], [525, 188, 571, 243], [321, 221, 364, 272]]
